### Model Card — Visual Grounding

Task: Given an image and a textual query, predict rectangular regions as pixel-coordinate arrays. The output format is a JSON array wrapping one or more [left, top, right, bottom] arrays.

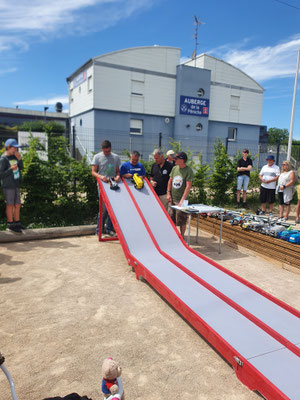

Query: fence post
[[72, 125, 76, 159]]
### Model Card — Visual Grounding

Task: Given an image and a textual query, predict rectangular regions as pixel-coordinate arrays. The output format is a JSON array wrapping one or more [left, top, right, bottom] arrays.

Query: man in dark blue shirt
[[120, 150, 146, 178]]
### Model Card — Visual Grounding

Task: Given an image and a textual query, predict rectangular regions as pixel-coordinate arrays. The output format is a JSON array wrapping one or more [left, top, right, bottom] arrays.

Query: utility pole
[[287, 49, 300, 160], [192, 16, 205, 67]]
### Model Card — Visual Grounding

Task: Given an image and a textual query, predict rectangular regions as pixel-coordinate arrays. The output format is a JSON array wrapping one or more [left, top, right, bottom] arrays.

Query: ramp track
[[97, 178, 300, 400]]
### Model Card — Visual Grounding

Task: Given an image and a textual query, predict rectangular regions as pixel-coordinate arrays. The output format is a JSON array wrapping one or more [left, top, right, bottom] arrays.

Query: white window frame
[[228, 127, 237, 141], [130, 119, 143, 136]]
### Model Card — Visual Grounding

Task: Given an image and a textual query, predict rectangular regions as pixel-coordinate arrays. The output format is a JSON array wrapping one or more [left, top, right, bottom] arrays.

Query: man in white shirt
[[259, 155, 280, 216]]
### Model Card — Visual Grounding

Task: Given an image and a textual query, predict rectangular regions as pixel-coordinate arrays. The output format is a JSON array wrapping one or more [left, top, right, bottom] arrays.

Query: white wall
[[69, 65, 94, 117], [93, 47, 179, 117], [95, 46, 180, 75]]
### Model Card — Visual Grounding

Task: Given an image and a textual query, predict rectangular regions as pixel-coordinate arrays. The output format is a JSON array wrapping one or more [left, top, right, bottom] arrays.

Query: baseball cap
[[5, 138, 21, 148], [266, 155, 275, 161], [175, 151, 188, 162], [166, 150, 175, 156]]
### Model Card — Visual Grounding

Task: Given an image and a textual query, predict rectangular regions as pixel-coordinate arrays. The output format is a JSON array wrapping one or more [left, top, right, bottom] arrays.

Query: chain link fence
[[71, 126, 264, 168]]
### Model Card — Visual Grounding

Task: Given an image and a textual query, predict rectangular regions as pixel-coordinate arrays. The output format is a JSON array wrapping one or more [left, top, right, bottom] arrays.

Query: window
[[196, 123, 203, 131], [228, 127, 237, 141], [131, 80, 144, 96], [130, 119, 143, 135], [197, 88, 205, 97], [88, 75, 93, 92], [230, 95, 240, 109]]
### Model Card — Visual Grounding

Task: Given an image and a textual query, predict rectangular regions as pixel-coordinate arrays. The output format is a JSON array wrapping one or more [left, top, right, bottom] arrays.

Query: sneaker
[[269, 212, 273, 217], [15, 222, 26, 230], [8, 223, 22, 233], [258, 211, 266, 215], [108, 230, 117, 237], [242, 203, 249, 209]]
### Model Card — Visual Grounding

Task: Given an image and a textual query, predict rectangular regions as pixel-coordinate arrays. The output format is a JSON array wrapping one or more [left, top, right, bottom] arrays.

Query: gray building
[[67, 46, 265, 164], [0, 106, 69, 144]]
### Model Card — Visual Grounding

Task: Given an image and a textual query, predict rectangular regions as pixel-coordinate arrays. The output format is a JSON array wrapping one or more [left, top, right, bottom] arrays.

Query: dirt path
[[1, 231, 299, 400]]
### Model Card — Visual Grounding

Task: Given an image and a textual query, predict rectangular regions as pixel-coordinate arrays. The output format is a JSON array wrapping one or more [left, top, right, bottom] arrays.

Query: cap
[[166, 150, 175, 156], [5, 138, 21, 148], [266, 155, 275, 161], [175, 151, 188, 162]]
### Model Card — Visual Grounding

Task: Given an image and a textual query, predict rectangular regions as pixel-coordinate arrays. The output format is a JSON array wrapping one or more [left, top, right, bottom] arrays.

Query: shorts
[[168, 202, 188, 226], [158, 194, 168, 210], [297, 185, 300, 200], [278, 192, 291, 206], [237, 175, 250, 191], [2, 187, 21, 205], [260, 186, 275, 204]]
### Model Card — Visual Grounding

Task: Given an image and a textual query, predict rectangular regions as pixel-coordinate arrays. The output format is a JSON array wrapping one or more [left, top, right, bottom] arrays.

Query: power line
[[273, 0, 300, 11]]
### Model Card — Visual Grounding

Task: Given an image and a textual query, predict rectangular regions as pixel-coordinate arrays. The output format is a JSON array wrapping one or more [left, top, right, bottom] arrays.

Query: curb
[[0, 225, 97, 243]]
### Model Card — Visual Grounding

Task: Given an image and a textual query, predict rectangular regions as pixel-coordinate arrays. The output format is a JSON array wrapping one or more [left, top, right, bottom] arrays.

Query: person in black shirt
[[236, 149, 253, 208], [150, 149, 173, 209]]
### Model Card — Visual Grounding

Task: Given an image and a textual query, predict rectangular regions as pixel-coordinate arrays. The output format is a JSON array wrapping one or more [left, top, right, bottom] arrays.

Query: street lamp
[[287, 49, 300, 160]]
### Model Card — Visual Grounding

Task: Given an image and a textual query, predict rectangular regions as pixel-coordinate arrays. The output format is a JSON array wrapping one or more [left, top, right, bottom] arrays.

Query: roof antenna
[[192, 16, 205, 67]]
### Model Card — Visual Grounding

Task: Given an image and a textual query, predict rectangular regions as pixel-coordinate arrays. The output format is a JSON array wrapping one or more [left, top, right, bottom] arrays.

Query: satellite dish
[[55, 102, 63, 112]]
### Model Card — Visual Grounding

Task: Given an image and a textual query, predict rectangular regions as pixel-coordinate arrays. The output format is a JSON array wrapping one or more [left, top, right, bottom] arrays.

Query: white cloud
[[208, 35, 300, 82], [0, 67, 17, 76], [0, 0, 156, 51], [14, 95, 69, 107]]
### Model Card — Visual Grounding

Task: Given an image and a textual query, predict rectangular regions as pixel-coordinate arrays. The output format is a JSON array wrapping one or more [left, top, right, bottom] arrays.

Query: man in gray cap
[[258, 155, 280, 216], [0, 139, 24, 232]]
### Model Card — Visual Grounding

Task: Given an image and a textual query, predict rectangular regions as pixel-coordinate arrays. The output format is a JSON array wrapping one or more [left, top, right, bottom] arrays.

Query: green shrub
[[209, 139, 235, 206]]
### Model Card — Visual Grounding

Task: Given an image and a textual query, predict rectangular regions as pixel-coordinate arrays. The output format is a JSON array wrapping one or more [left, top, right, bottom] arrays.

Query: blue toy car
[[288, 233, 300, 245]]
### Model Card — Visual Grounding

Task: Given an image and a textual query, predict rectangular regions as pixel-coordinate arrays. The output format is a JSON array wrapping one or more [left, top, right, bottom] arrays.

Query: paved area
[[1, 229, 300, 400]]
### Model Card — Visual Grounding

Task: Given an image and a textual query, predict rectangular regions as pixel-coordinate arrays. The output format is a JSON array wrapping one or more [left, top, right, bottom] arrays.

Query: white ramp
[[98, 178, 300, 400]]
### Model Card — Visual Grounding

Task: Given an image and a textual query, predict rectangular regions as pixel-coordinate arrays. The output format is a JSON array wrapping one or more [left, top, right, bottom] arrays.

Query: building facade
[[67, 46, 264, 165]]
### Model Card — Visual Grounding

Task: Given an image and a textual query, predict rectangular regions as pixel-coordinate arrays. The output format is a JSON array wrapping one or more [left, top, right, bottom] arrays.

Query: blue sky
[[1, 0, 300, 139]]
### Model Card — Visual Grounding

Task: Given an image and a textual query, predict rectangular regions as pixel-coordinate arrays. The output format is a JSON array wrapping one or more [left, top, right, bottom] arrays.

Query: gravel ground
[[0, 230, 299, 400]]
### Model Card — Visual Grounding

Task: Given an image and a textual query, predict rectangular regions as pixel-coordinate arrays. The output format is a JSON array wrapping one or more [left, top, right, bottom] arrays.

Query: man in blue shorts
[[236, 149, 252, 209], [120, 151, 146, 178], [0, 138, 24, 232]]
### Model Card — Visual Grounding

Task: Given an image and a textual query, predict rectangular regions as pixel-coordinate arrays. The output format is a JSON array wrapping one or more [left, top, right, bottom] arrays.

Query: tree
[[169, 138, 195, 169], [209, 139, 235, 205], [267, 128, 289, 145], [192, 153, 210, 204]]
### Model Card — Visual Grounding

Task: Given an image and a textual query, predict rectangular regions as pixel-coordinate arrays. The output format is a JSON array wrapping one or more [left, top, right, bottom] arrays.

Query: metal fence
[[71, 126, 264, 168]]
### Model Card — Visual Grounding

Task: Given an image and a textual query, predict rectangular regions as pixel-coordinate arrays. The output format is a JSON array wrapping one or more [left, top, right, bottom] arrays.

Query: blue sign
[[179, 95, 209, 117]]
